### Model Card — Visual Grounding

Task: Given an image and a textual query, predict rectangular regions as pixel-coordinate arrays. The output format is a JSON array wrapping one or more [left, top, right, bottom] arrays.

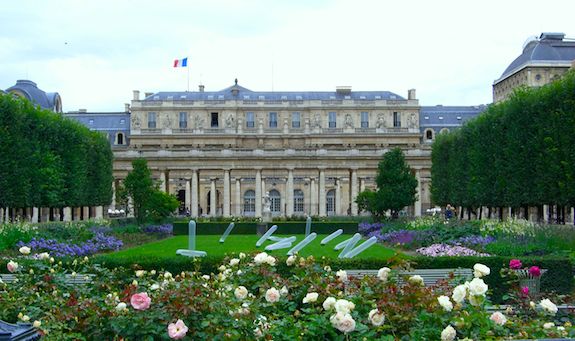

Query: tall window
[[116, 132, 124, 145], [393, 112, 401, 127], [292, 112, 301, 128], [326, 189, 336, 216], [211, 112, 219, 128], [294, 189, 304, 214], [361, 111, 369, 128], [328, 112, 337, 128], [269, 112, 278, 128], [148, 112, 156, 128], [243, 190, 255, 215], [246, 112, 255, 128], [426, 129, 433, 140], [269, 190, 281, 215], [179, 112, 187, 128]]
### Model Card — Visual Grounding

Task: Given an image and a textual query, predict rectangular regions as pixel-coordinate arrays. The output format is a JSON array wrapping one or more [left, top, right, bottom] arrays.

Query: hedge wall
[[173, 221, 359, 236], [85, 254, 572, 304]]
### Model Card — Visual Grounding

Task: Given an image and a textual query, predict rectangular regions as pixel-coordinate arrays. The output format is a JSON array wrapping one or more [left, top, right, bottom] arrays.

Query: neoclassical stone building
[[114, 81, 432, 218]]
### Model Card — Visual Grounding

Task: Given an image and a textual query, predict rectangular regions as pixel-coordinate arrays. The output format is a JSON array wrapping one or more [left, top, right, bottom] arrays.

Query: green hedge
[[173, 221, 358, 236]]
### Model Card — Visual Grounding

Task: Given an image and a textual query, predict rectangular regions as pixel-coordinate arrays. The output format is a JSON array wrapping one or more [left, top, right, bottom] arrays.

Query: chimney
[[124, 103, 130, 112], [199, 85, 205, 92], [336, 86, 352, 95], [408, 89, 416, 100], [144, 92, 153, 98], [133, 90, 140, 100]]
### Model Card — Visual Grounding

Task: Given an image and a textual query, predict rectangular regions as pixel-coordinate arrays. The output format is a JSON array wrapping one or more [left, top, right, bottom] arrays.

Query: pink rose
[[168, 319, 188, 339], [7, 261, 18, 273], [521, 286, 529, 296], [528, 266, 541, 277], [509, 259, 522, 270], [130, 292, 151, 310]]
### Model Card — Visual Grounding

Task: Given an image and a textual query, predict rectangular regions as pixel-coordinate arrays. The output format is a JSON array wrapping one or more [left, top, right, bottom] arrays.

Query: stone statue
[[131, 115, 141, 129], [344, 113, 354, 128], [194, 114, 204, 129], [409, 113, 417, 128], [225, 114, 234, 129], [263, 191, 271, 213], [162, 114, 172, 129], [376, 114, 385, 129], [313, 113, 321, 128]]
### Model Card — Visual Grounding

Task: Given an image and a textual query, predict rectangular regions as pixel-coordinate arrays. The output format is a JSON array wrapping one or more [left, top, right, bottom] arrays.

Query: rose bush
[[0, 253, 572, 339]]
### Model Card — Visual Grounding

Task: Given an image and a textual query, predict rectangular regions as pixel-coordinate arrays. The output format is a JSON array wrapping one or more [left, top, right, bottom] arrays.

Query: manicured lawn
[[101, 234, 400, 261]]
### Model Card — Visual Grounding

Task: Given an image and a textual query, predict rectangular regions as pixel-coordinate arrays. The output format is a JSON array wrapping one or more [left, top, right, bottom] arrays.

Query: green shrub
[[173, 221, 358, 236]]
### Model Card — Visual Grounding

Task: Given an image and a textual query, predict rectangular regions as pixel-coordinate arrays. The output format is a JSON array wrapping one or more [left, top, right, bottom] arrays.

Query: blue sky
[[1, 0, 574, 111]]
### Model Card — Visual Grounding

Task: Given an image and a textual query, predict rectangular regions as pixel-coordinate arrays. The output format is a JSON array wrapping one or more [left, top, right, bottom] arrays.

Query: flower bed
[[0, 252, 573, 339], [417, 243, 491, 257]]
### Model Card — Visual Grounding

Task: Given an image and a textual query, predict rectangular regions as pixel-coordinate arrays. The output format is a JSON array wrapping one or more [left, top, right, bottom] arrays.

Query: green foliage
[[0, 93, 113, 210], [357, 148, 418, 219], [431, 70, 575, 211]]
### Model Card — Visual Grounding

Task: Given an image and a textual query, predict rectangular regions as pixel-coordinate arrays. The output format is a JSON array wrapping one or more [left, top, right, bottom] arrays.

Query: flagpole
[[187, 62, 190, 92]]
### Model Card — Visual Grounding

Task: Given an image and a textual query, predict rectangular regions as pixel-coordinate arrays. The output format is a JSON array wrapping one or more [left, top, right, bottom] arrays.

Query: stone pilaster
[[95, 206, 103, 219], [350, 169, 358, 215], [286, 169, 294, 217], [255, 169, 262, 218], [83, 207, 90, 221], [223, 170, 230, 217], [235, 178, 241, 216], [335, 178, 341, 215], [191, 170, 199, 217], [32, 207, 39, 223], [210, 178, 216, 217], [185, 178, 191, 213], [63, 207, 72, 221], [310, 177, 317, 216], [319, 169, 326, 217]]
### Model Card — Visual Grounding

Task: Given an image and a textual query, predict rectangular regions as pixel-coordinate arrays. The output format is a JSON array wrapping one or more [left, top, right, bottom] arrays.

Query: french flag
[[173, 57, 188, 68]]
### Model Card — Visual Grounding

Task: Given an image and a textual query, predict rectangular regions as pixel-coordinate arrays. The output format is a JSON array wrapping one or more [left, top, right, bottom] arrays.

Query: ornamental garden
[[0, 74, 575, 339]]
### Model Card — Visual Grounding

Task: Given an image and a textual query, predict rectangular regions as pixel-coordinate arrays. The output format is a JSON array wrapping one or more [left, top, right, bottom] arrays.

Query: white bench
[[345, 268, 473, 286], [0, 273, 94, 285]]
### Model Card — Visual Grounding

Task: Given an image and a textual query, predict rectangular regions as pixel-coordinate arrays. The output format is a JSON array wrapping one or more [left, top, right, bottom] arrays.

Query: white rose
[[330, 312, 356, 333], [280, 286, 289, 295], [368, 309, 385, 326], [38, 252, 50, 260], [229, 258, 240, 266], [452, 284, 467, 304], [539, 299, 558, 315], [377, 267, 391, 282], [441, 325, 456, 341], [490, 312, 507, 326], [19, 246, 31, 255], [336, 270, 348, 282], [265, 255, 276, 266], [409, 275, 424, 285], [235, 286, 248, 300], [239, 252, 246, 259], [33, 320, 41, 328], [202, 275, 210, 280], [543, 322, 555, 329], [286, 255, 296, 266], [437, 295, 453, 312], [265, 287, 280, 303], [150, 270, 156, 275], [334, 299, 355, 314], [135, 270, 145, 278], [302, 292, 318, 304], [473, 263, 491, 278], [324, 265, 331, 272], [164, 271, 173, 279], [254, 252, 269, 264], [150, 283, 160, 291], [218, 265, 227, 272], [468, 278, 488, 297], [323, 297, 337, 311], [21, 315, 30, 322], [115, 302, 127, 311]]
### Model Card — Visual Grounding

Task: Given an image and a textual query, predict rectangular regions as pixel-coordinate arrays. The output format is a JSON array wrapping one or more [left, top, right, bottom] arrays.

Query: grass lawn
[[101, 234, 400, 261]]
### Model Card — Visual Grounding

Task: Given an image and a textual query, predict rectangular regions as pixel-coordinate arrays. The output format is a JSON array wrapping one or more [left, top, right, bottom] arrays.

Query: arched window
[[293, 189, 304, 214], [116, 132, 125, 145], [243, 190, 255, 216], [269, 189, 281, 215], [326, 189, 336, 216], [425, 129, 433, 141]]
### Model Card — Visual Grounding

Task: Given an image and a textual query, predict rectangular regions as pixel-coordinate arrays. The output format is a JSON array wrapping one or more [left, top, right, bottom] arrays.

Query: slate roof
[[420, 105, 486, 132], [143, 83, 405, 101], [495, 33, 575, 84], [65, 112, 130, 132], [5, 80, 61, 112]]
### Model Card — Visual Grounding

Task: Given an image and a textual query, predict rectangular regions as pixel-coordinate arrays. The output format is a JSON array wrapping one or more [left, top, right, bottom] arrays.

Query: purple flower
[[18, 233, 123, 257], [142, 224, 173, 235], [416, 243, 491, 257], [358, 222, 385, 235], [450, 235, 496, 247]]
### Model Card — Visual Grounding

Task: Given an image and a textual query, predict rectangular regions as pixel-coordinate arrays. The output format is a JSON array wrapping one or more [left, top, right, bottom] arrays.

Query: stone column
[[360, 178, 365, 193], [83, 207, 90, 220], [310, 177, 317, 216], [223, 169, 231, 217], [335, 178, 341, 215], [414, 170, 422, 217], [0, 208, 3, 223], [261, 177, 266, 198], [319, 169, 326, 217], [191, 170, 199, 217], [350, 169, 358, 215], [235, 178, 241, 216], [160, 170, 169, 193], [63, 207, 72, 221], [255, 169, 262, 218], [95, 206, 103, 219], [286, 169, 294, 217], [543, 204, 549, 223], [210, 178, 217, 217], [571, 207, 575, 226], [185, 178, 191, 213], [32, 207, 39, 223]]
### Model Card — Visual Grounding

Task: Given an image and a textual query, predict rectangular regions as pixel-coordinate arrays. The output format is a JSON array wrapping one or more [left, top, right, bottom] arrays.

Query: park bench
[[0, 273, 94, 285], [345, 268, 473, 286]]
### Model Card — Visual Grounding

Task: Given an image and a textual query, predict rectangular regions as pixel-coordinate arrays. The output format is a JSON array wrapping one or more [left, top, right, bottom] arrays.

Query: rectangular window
[[211, 112, 219, 128], [246, 112, 255, 128], [179, 112, 187, 128], [393, 112, 401, 127], [328, 112, 337, 128], [361, 111, 369, 128], [148, 112, 156, 128], [292, 112, 301, 128], [269, 112, 278, 128]]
